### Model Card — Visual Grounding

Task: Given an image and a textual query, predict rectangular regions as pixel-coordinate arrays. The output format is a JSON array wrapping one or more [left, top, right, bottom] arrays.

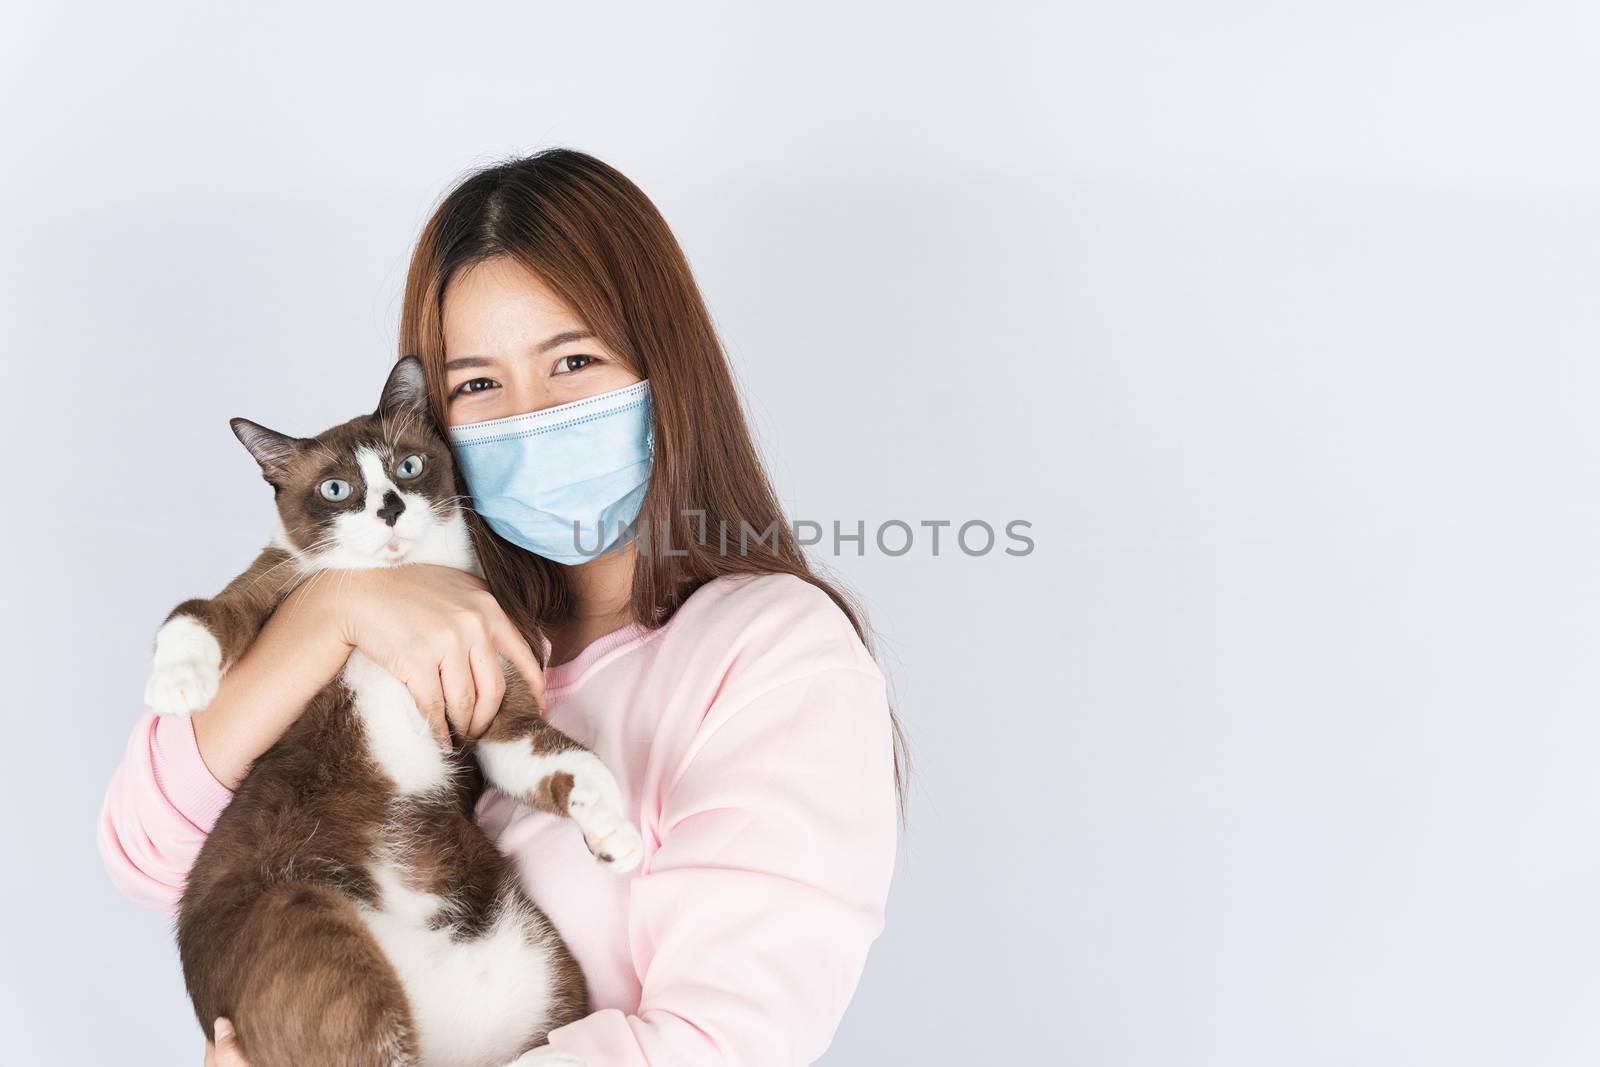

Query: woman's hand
[[204, 1018, 249, 1066], [191, 561, 547, 820], [302, 563, 546, 746]]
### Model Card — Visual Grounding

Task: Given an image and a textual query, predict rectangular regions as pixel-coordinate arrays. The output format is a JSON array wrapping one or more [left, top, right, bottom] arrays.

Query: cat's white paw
[[144, 616, 222, 715], [505, 1049, 587, 1066], [580, 813, 643, 872], [477, 741, 645, 872], [567, 771, 643, 873], [144, 660, 219, 715]]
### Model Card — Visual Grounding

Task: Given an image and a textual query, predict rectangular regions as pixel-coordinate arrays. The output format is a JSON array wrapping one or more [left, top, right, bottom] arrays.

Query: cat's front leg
[[145, 546, 299, 715], [474, 672, 643, 872], [144, 612, 224, 715]]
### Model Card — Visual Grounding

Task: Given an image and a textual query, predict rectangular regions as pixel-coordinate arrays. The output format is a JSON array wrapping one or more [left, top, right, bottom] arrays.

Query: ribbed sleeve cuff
[[150, 713, 235, 832]]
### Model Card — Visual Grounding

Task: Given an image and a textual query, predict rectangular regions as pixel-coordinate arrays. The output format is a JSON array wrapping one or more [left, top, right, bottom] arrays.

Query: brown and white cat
[[144, 356, 639, 1067]]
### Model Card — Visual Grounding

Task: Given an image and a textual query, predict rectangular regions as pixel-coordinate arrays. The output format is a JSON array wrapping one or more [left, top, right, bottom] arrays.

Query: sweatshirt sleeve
[[96, 711, 235, 914], [542, 664, 900, 1067]]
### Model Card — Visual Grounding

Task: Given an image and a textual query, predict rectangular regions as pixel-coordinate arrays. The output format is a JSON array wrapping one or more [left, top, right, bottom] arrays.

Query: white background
[[4, 2, 1600, 1064]]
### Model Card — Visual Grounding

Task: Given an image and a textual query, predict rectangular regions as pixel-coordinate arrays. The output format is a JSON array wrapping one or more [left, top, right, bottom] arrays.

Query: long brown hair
[[398, 148, 907, 812]]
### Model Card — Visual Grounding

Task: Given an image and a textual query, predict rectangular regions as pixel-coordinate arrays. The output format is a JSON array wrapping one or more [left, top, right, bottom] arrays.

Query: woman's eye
[[319, 479, 352, 502], [553, 355, 597, 375], [395, 454, 425, 480], [449, 377, 499, 398]]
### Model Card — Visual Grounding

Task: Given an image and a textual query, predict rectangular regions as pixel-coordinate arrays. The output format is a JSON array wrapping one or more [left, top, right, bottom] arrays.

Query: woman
[[97, 148, 906, 1066]]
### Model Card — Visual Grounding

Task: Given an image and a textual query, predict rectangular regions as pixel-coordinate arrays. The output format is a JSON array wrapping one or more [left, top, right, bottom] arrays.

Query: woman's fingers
[[438, 650, 476, 743], [466, 643, 505, 738], [489, 615, 546, 705], [334, 566, 546, 744], [402, 667, 449, 747], [212, 1018, 251, 1067]]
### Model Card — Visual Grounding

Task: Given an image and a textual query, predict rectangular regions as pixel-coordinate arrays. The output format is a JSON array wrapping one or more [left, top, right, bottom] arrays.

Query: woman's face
[[440, 256, 642, 428]]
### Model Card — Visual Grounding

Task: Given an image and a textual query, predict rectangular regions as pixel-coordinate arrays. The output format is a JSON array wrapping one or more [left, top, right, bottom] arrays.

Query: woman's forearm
[[190, 591, 353, 789]]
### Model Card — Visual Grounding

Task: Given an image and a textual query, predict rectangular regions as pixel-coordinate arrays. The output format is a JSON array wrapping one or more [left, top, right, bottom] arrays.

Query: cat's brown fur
[[153, 357, 636, 1067]]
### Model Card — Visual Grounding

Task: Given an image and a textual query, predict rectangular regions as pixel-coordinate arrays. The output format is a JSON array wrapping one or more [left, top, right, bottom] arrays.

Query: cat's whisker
[[428, 497, 472, 516], [243, 536, 343, 591], [280, 565, 341, 617]]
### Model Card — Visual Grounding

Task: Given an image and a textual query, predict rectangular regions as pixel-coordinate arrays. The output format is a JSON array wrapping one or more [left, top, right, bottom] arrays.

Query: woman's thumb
[[213, 1017, 247, 1066]]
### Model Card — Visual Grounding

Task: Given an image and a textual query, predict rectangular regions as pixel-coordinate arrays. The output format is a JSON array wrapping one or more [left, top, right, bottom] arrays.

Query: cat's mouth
[[376, 534, 413, 562]]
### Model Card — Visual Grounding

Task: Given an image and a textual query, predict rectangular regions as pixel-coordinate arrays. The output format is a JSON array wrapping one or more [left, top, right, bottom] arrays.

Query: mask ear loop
[[639, 380, 656, 461]]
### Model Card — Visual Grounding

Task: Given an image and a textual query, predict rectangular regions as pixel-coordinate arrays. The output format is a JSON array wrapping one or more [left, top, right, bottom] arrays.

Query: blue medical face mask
[[446, 380, 654, 565]]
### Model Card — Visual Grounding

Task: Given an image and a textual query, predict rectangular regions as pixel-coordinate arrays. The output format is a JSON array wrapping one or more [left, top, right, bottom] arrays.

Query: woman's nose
[[507, 380, 562, 416]]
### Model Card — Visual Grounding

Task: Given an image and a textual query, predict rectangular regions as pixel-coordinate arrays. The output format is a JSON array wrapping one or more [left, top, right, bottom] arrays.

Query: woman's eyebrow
[[536, 329, 594, 352], [445, 331, 594, 371]]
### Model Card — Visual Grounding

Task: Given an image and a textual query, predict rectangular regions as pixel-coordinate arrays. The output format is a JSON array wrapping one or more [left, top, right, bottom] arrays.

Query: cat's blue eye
[[396, 455, 424, 481], [319, 479, 352, 502]]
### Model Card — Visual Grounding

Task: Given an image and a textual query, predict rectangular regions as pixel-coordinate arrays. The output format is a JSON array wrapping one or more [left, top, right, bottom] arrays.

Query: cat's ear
[[377, 356, 430, 419], [230, 417, 303, 483]]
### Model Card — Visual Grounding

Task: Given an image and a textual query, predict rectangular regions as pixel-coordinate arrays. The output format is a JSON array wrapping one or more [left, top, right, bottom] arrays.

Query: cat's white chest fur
[[340, 661, 571, 1066], [329, 495, 482, 795], [356, 862, 564, 1067], [340, 650, 450, 794]]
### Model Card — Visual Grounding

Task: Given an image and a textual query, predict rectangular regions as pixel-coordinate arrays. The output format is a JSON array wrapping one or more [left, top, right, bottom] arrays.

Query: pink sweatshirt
[[97, 573, 898, 1066]]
